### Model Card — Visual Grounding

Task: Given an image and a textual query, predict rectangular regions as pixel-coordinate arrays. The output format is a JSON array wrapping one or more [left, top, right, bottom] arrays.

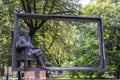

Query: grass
[[47, 76, 70, 80]]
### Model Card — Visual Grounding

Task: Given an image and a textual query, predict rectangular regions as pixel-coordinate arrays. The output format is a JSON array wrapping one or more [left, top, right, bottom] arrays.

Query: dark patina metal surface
[[12, 12, 106, 71]]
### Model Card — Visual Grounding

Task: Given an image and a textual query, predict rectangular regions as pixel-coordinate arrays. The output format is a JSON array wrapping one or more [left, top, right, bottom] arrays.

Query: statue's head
[[20, 28, 29, 36]]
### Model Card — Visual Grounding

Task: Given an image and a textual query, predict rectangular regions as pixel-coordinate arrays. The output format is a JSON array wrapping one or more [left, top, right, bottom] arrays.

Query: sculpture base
[[24, 70, 46, 80]]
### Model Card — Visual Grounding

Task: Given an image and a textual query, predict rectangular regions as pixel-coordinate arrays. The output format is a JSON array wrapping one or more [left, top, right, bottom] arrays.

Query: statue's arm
[[32, 46, 40, 49], [16, 37, 27, 48], [16, 36, 34, 48]]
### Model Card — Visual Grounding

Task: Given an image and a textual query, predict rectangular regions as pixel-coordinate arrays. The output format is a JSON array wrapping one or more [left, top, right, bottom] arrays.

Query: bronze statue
[[15, 28, 51, 68]]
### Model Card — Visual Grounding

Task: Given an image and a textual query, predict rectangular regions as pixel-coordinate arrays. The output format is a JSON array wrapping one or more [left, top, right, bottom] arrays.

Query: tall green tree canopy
[[78, 0, 120, 78], [0, 0, 81, 67], [18, 0, 81, 37]]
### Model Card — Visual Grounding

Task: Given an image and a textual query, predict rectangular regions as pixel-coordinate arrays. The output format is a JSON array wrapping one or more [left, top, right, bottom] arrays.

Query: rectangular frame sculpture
[[12, 12, 106, 71]]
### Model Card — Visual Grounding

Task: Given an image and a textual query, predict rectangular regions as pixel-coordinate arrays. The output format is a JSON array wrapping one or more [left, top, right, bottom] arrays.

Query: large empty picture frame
[[12, 12, 106, 71]]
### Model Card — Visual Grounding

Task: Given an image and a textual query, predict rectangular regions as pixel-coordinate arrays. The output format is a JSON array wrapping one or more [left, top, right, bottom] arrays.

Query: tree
[[0, 0, 16, 66], [0, 0, 82, 71], [79, 0, 120, 78], [19, 0, 81, 38]]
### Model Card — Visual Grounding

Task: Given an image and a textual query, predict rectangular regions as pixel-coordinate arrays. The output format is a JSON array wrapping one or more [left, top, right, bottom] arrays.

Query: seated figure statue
[[15, 28, 51, 68]]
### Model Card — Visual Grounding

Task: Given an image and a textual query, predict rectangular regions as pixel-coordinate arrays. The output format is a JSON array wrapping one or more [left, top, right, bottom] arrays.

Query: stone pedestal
[[24, 71, 46, 80]]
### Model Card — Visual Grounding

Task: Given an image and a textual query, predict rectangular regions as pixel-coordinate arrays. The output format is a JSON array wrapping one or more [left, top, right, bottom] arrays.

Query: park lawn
[[47, 76, 70, 80]]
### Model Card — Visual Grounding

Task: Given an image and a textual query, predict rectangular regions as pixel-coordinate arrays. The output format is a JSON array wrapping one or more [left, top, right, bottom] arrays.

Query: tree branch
[[24, 20, 33, 29], [26, 0, 31, 13], [20, 0, 26, 13], [33, 0, 37, 28], [35, 0, 56, 32], [47, 26, 63, 50], [28, 20, 47, 38], [33, 0, 36, 13], [35, 20, 47, 30], [59, 37, 66, 45], [43, 0, 48, 14], [48, 0, 56, 13], [48, 37, 57, 50]]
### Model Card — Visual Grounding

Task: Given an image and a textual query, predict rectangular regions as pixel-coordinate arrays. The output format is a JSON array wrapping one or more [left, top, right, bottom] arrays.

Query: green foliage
[[0, 0, 81, 64], [0, 0, 17, 66], [0, 0, 82, 72], [78, 0, 120, 78]]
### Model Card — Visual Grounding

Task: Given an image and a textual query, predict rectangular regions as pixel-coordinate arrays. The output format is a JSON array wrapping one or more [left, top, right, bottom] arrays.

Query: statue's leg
[[32, 49, 51, 66], [38, 55, 45, 66], [40, 53, 47, 62], [40, 53, 51, 65], [37, 54, 49, 69], [31, 50, 45, 67]]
